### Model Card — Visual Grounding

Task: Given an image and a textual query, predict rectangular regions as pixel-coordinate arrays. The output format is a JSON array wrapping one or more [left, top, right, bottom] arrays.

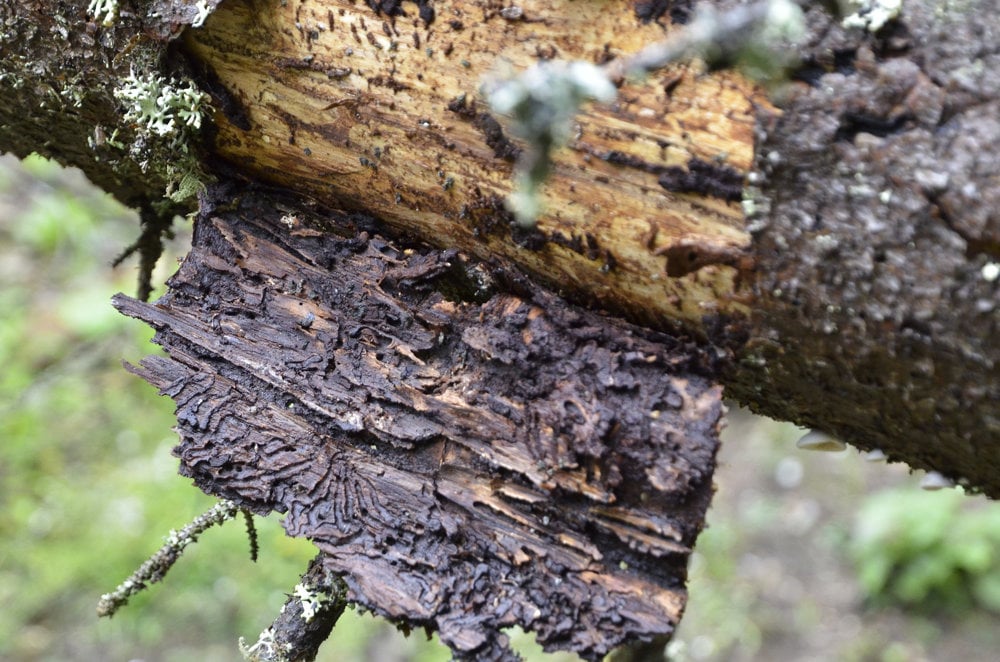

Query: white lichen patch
[[759, 0, 807, 43], [981, 262, 1000, 282], [842, 0, 903, 32], [192, 0, 214, 28], [114, 69, 208, 141], [239, 627, 280, 661], [87, 0, 118, 27], [293, 582, 329, 623], [486, 60, 616, 144]]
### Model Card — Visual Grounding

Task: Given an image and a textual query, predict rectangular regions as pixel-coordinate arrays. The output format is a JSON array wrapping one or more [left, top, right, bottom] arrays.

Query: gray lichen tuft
[[485, 61, 616, 227]]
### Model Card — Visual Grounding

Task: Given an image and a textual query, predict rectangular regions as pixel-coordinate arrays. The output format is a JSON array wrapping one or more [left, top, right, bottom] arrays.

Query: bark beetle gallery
[[114, 192, 724, 660]]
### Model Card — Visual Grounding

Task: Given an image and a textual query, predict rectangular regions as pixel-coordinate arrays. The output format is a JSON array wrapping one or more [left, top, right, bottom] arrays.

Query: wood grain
[[185, 0, 763, 332]]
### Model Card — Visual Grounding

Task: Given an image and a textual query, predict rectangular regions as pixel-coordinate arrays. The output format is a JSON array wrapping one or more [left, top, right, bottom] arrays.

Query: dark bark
[[731, 2, 1000, 493], [247, 553, 348, 662], [0, 0, 219, 294], [114, 188, 723, 660], [0, 1, 203, 214]]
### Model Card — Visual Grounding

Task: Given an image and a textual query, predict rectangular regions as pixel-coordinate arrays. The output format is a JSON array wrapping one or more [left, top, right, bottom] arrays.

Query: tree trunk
[[3, 0, 998, 659]]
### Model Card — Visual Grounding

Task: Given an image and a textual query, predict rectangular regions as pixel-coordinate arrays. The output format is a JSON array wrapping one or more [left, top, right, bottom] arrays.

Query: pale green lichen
[[842, 0, 903, 32], [98, 500, 239, 618], [293, 582, 331, 623], [111, 68, 212, 203], [485, 61, 616, 226], [239, 627, 292, 662], [114, 69, 208, 144]]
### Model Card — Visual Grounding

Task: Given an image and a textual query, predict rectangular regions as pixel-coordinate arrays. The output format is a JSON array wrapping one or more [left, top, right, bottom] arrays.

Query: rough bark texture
[[114, 188, 723, 660], [732, 2, 1000, 493], [148, 0, 1000, 496], [0, 0, 215, 214], [248, 553, 348, 662]]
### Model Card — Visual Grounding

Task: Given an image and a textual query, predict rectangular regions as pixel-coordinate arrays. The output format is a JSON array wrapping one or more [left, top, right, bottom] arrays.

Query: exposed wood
[[114, 188, 723, 660], [184, 0, 760, 331]]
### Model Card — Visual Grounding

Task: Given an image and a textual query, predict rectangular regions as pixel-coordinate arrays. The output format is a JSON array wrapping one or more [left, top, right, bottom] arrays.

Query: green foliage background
[[2, 154, 999, 662]]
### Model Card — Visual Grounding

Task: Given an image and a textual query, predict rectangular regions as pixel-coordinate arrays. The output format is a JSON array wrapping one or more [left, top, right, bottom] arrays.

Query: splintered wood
[[114, 194, 723, 660], [184, 0, 759, 331]]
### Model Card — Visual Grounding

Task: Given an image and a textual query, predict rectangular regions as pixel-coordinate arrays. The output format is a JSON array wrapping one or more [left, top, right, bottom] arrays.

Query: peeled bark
[[127, 0, 1000, 494], [114, 188, 723, 659], [183, 0, 758, 331]]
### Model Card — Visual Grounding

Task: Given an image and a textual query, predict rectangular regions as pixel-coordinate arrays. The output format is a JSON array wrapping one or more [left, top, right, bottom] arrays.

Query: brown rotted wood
[[114, 189, 724, 660]]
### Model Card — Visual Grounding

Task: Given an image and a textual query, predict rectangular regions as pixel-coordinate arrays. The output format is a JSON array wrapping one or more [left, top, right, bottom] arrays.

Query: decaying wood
[[4, 2, 998, 492], [184, 0, 758, 331], [114, 188, 723, 660]]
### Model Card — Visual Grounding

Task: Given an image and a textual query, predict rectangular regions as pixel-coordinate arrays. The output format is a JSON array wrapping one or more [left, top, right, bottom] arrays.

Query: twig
[[243, 509, 260, 562], [240, 554, 348, 662], [111, 203, 174, 302], [97, 499, 240, 617], [607, 0, 803, 81]]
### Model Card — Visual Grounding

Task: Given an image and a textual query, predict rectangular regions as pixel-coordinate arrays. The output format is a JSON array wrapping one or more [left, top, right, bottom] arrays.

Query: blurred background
[[2, 153, 999, 662]]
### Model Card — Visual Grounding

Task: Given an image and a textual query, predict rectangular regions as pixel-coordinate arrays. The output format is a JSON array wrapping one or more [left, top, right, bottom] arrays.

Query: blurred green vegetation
[[850, 489, 1000, 614], [673, 418, 1000, 662], [2, 154, 999, 662]]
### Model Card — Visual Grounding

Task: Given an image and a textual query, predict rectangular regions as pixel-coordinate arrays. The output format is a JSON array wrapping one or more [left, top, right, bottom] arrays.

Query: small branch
[[608, 0, 804, 81], [97, 499, 240, 617], [111, 204, 174, 301], [243, 509, 260, 562], [240, 554, 348, 662]]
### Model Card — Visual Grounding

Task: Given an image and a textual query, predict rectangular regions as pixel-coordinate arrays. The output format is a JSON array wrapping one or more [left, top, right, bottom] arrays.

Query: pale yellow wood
[[187, 0, 765, 330]]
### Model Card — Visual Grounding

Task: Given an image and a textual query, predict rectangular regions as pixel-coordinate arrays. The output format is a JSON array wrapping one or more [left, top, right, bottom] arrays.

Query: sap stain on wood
[[114, 192, 723, 660]]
